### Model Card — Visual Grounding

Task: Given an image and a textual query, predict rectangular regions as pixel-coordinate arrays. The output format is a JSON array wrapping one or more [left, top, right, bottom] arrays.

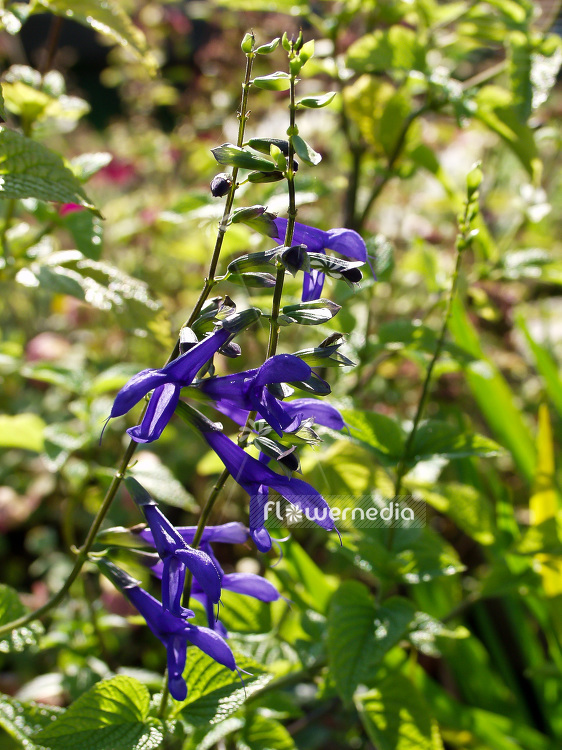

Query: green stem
[[0, 49, 257, 641], [388, 202, 470, 548], [358, 105, 429, 231], [0, 199, 16, 260]]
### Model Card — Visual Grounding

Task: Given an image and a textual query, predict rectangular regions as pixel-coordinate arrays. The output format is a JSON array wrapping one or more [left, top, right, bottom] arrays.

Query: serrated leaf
[[341, 409, 405, 464], [171, 651, 272, 726], [33, 676, 163, 750], [327, 583, 415, 702], [30, 0, 154, 70], [297, 91, 336, 108], [0, 693, 63, 749], [290, 135, 321, 166], [0, 414, 45, 452], [238, 714, 296, 750], [356, 673, 444, 750], [0, 584, 44, 653], [252, 72, 292, 91], [408, 420, 501, 463], [0, 128, 95, 209]]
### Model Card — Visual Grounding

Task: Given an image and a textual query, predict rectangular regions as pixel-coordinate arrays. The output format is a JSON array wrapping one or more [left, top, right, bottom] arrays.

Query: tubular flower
[[212, 396, 345, 434], [271, 218, 369, 301], [125, 478, 221, 616], [97, 560, 236, 702], [200, 429, 335, 553], [108, 327, 231, 443], [198, 354, 317, 436], [145, 523, 281, 635]]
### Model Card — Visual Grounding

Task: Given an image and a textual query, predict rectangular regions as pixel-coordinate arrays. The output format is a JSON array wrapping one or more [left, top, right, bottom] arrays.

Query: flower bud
[[241, 32, 255, 54], [210, 172, 233, 197]]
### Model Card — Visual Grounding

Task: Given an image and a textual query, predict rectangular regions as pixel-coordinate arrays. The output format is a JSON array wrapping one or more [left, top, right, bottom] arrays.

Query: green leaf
[[33, 675, 163, 750], [252, 72, 292, 91], [417, 483, 496, 546], [128, 461, 197, 512], [281, 540, 337, 614], [518, 315, 562, 420], [327, 582, 415, 703], [0, 128, 95, 209], [408, 420, 502, 462], [255, 38, 280, 54], [379, 89, 412, 159], [0, 693, 64, 750], [184, 718, 244, 750], [290, 135, 321, 166], [30, 0, 154, 69], [508, 31, 532, 122], [375, 319, 474, 364], [281, 299, 340, 325], [297, 91, 336, 108], [341, 409, 405, 464], [238, 714, 296, 750], [449, 298, 536, 483], [347, 27, 426, 74], [0, 584, 44, 653], [69, 152, 113, 182], [0, 84, 6, 121], [216, 589, 272, 634], [356, 673, 444, 750], [171, 651, 272, 726], [88, 363, 148, 396], [62, 210, 103, 260], [474, 86, 540, 179], [408, 612, 469, 657], [0, 414, 45, 452], [211, 144, 276, 172]]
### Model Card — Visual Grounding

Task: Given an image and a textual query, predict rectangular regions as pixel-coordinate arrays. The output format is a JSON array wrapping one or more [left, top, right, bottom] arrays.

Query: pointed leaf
[[0, 693, 63, 749], [252, 72, 292, 91], [290, 135, 321, 166]]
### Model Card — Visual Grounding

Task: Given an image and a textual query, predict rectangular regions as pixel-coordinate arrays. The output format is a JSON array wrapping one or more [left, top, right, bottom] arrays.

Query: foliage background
[[1, 0, 562, 748]]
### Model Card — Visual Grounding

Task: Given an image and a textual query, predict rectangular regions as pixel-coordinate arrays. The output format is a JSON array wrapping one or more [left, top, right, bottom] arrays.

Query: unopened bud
[[210, 172, 233, 197]]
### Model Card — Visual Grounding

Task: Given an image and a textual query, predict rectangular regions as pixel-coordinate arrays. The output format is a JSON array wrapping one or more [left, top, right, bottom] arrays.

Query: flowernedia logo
[[254, 493, 426, 530]]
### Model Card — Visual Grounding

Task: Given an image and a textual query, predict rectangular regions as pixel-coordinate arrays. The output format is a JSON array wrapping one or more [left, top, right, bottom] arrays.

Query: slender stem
[[40, 16, 64, 77], [358, 105, 429, 230], [158, 674, 170, 720], [0, 50, 257, 640], [0, 199, 16, 260], [181, 51, 256, 336], [0, 438, 137, 637], [184, 46, 301, 604], [388, 199, 472, 549]]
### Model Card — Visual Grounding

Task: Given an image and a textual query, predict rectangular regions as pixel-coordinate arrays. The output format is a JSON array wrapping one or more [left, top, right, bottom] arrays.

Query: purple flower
[[125, 478, 221, 616], [98, 560, 236, 702], [272, 218, 369, 301], [199, 354, 315, 436], [213, 396, 345, 434], [109, 327, 231, 443], [201, 429, 335, 553], [146, 523, 281, 634]]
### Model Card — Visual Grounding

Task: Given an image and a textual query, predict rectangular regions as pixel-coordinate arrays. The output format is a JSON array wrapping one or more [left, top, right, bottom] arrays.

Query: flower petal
[[163, 328, 231, 385], [174, 523, 249, 546], [302, 270, 325, 302], [283, 398, 345, 430], [222, 572, 280, 602], [166, 635, 188, 701], [273, 218, 328, 251], [200, 370, 258, 404], [185, 624, 236, 671], [176, 546, 222, 604], [127, 382, 181, 443], [253, 354, 311, 387], [273, 475, 334, 531], [161, 557, 188, 616], [110, 369, 169, 418], [249, 487, 273, 553]]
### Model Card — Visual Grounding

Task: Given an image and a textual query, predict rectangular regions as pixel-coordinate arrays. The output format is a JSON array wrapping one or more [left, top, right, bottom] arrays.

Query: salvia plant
[[1, 1, 562, 749]]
